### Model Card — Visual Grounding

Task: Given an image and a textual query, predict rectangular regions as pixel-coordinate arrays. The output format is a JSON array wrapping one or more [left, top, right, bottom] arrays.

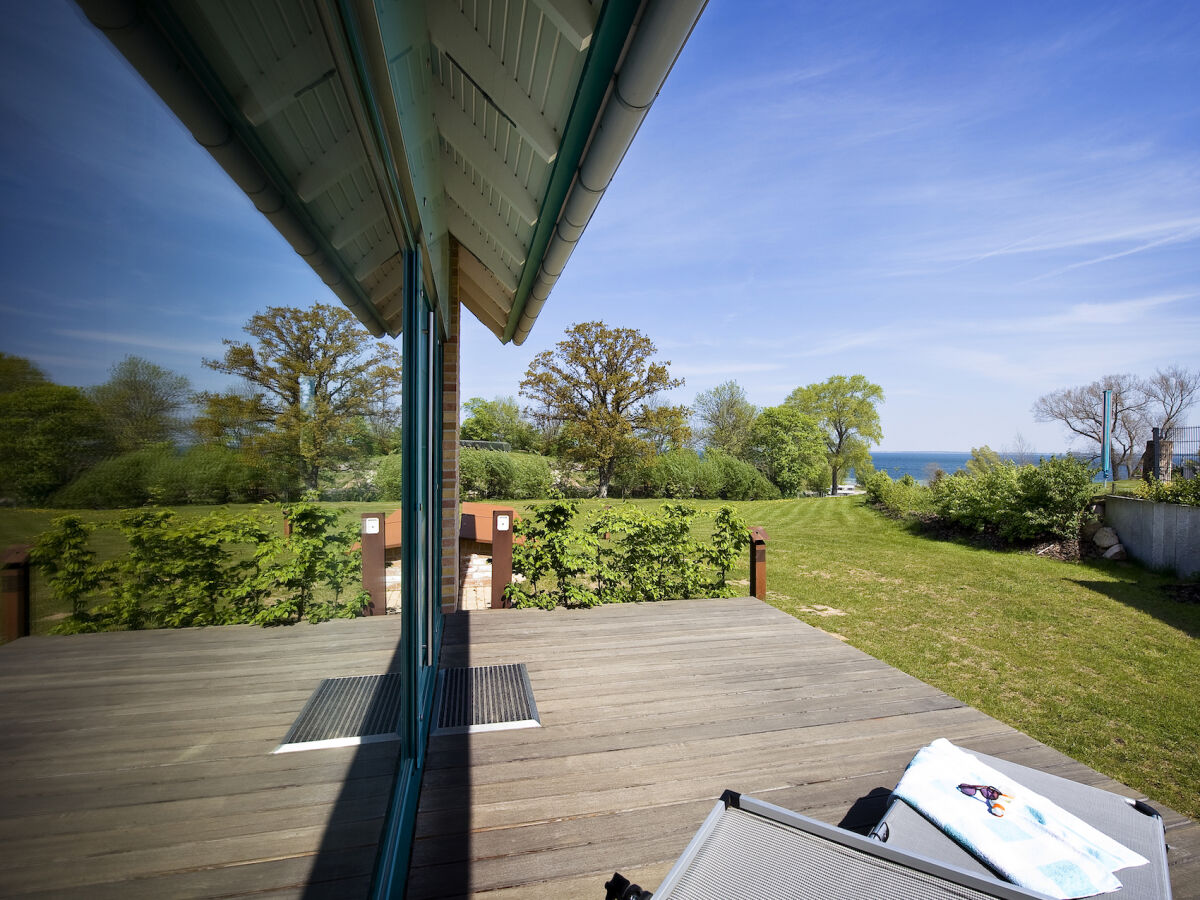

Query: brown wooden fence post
[[491, 508, 513, 609], [749, 527, 769, 601], [360, 513, 386, 616], [2, 545, 32, 643]]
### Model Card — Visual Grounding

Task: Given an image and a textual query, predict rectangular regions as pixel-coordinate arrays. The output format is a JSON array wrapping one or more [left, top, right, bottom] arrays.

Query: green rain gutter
[[501, 0, 641, 344]]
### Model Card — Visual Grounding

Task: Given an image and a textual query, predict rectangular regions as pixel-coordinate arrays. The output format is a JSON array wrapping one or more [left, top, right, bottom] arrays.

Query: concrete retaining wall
[[1104, 495, 1200, 578]]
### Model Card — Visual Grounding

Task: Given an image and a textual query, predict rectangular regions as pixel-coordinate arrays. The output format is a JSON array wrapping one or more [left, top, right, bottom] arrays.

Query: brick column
[[441, 250, 462, 614]]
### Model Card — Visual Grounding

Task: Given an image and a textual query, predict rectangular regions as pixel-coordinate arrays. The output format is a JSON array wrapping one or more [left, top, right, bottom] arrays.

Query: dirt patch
[[1163, 583, 1200, 604], [793, 604, 847, 617]]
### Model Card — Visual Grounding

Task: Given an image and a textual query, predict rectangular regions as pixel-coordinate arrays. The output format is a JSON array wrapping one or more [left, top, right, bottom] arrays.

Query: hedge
[[459, 449, 552, 500]]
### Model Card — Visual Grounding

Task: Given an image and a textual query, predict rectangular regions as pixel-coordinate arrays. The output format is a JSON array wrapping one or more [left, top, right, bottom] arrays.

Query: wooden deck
[[0, 598, 1196, 899], [0, 616, 407, 899], [410, 597, 1200, 899]]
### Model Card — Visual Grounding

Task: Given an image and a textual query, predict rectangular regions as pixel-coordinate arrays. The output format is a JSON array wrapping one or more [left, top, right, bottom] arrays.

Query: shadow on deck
[[407, 597, 1200, 899], [0, 598, 1196, 898]]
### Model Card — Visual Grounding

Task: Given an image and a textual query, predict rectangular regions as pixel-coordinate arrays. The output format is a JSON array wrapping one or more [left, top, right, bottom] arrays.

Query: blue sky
[[2, 1, 1198, 452]]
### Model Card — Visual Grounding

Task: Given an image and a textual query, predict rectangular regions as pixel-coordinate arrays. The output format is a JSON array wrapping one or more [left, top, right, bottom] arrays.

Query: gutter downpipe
[[504, 0, 708, 345], [74, 0, 390, 338]]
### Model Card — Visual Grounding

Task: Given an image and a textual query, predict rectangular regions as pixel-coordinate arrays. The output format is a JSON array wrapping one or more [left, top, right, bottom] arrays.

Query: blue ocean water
[[856, 451, 1116, 485], [856, 451, 974, 484]]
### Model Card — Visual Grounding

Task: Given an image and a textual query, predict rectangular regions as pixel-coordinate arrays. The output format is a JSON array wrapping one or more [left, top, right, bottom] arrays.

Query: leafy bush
[[616, 449, 779, 500], [30, 502, 367, 632], [377, 453, 403, 501], [51, 445, 170, 508], [934, 465, 1021, 534], [933, 457, 1094, 541], [460, 449, 551, 500], [862, 470, 938, 518], [51, 444, 282, 508], [1136, 476, 1200, 507], [865, 457, 1094, 542], [28, 516, 105, 633], [1011, 456, 1095, 540], [507, 501, 748, 609]]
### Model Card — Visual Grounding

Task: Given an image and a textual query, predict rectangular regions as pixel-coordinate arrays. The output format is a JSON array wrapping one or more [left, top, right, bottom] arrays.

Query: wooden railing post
[[2, 545, 32, 643], [360, 513, 386, 616], [749, 527, 769, 601], [491, 509, 513, 609]]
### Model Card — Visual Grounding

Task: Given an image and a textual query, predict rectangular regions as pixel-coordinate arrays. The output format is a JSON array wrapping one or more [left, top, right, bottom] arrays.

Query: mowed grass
[[506, 496, 1199, 821], [3, 496, 1197, 819]]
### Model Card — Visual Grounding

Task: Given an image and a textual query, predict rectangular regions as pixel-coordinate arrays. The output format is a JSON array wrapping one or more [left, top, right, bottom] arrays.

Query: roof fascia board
[[501, 0, 641, 344]]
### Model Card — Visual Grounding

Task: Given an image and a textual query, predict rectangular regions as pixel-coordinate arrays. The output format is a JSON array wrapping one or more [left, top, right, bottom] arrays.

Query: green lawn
[[506, 496, 1199, 822], [3, 496, 1197, 820]]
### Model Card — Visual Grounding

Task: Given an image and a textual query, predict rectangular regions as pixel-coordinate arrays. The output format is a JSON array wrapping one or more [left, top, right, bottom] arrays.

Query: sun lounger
[[616, 790, 1057, 898], [871, 750, 1172, 899]]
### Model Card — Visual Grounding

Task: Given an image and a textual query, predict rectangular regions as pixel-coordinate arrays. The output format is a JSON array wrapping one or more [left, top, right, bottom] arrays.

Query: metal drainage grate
[[434, 663, 540, 735], [274, 673, 403, 754]]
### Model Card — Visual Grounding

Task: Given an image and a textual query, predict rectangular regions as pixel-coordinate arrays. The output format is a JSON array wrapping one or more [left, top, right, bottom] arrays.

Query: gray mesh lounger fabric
[[651, 792, 1053, 899]]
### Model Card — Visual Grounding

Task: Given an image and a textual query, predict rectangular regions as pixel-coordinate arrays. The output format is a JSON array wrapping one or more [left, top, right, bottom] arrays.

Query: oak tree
[[786, 374, 884, 496], [520, 321, 686, 498], [199, 303, 402, 491]]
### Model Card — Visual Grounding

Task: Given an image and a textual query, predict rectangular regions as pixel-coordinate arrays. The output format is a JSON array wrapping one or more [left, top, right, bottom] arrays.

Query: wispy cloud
[[52, 329, 220, 356]]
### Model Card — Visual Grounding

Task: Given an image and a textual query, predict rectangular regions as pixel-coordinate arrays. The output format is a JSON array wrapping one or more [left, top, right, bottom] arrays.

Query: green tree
[[786, 374, 884, 496], [89, 356, 191, 452], [200, 303, 402, 490], [747, 405, 827, 496], [460, 396, 540, 450], [520, 321, 686, 498], [965, 445, 1005, 477], [0, 353, 49, 393], [693, 380, 757, 458], [0, 378, 112, 505]]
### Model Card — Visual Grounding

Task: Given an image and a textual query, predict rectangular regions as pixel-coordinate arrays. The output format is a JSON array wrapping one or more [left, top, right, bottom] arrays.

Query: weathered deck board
[[1, 597, 1194, 899], [408, 597, 1199, 899], [0, 616, 407, 899]]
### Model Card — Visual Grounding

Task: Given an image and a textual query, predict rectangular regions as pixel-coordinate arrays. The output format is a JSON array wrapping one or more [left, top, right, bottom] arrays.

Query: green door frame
[[370, 247, 444, 899]]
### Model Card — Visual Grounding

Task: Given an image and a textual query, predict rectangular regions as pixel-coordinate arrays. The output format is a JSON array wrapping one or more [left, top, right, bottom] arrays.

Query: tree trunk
[[597, 463, 612, 499], [830, 466, 839, 496]]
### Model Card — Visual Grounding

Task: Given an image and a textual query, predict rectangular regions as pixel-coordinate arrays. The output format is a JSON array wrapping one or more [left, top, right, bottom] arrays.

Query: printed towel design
[[892, 739, 1148, 899]]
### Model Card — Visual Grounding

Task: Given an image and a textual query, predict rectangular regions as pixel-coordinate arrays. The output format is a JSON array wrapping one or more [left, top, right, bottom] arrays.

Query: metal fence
[[461, 440, 512, 452], [1150, 425, 1199, 481]]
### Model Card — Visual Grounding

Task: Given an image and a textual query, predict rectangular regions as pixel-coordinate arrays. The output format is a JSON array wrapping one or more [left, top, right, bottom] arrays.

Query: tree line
[[468, 320, 884, 499], [0, 303, 401, 506]]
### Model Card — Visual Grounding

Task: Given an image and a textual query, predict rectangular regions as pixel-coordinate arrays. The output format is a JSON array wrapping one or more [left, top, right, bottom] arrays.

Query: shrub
[[29, 503, 367, 631], [1136, 476, 1200, 507], [862, 470, 938, 518], [1011, 456, 1095, 540], [507, 501, 749, 609], [934, 465, 1020, 533], [459, 449, 551, 500], [50, 445, 171, 508], [617, 450, 779, 501], [932, 456, 1094, 541], [377, 453, 403, 501], [51, 444, 282, 508]]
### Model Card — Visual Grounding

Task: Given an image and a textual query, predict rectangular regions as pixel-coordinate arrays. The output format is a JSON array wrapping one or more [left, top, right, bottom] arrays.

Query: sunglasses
[[957, 783, 1012, 817]]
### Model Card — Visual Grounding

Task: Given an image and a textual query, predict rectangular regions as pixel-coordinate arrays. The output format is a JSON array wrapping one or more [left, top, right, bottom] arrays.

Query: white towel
[[891, 739, 1148, 899]]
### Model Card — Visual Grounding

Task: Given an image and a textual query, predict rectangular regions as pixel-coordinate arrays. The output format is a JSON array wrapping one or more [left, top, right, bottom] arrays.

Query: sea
[[856, 451, 1118, 485], [855, 451, 976, 485]]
